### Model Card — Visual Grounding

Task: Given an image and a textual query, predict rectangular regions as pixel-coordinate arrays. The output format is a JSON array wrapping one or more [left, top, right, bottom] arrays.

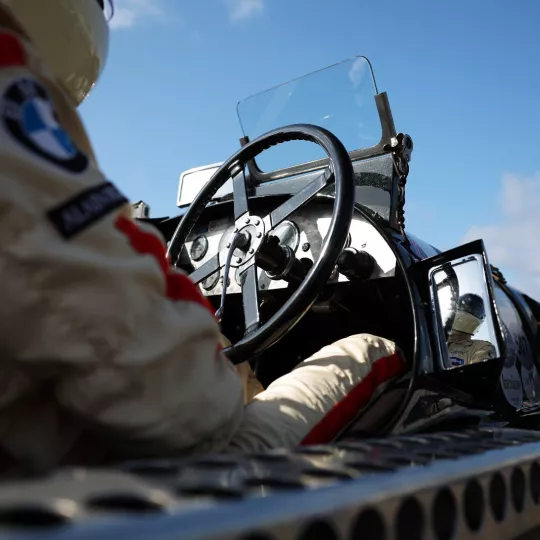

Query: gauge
[[190, 235, 208, 262], [201, 271, 219, 291], [273, 221, 300, 251]]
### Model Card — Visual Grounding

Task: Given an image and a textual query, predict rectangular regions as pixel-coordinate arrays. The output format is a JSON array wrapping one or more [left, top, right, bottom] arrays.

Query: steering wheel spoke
[[232, 165, 250, 221], [189, 253, 223, 284], [263, 168, 333, 231], [239, 263, 261, 335]]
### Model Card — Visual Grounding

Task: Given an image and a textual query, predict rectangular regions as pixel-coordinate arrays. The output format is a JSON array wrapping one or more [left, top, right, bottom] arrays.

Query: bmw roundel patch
[[1, 78, 88, 173]]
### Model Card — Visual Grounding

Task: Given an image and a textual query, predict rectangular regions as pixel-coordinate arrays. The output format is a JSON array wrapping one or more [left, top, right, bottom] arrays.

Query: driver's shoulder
[[0, 27, 131, 248], [0, 26, 96, 161]]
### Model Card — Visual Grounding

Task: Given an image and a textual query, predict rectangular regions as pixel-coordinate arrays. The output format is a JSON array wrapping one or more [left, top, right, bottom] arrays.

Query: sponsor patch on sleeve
[[449, 356, 465, 367], [47, 181, 128, 239], [1, 77, 88, 173]]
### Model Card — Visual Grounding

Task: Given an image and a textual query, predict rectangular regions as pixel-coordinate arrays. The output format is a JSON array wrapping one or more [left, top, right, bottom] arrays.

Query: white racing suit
[[0, 20, 406, 472], [447, 333, 496, 366]]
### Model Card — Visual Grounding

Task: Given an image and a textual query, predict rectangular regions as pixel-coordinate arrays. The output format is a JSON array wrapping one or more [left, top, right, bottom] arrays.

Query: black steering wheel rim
[[167, 124, 355, 363]]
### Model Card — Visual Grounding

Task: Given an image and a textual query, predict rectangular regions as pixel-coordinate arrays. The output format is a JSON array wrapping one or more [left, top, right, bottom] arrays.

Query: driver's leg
[[225, 334, 405, 452]]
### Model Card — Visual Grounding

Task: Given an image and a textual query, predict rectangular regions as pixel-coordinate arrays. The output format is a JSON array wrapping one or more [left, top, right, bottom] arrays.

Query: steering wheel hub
[[227, 214, 266, 267]]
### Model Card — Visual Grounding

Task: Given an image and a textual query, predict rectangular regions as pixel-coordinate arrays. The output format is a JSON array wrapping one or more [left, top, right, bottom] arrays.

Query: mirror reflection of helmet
[[457, 293, 486, 319], [0, 0, 112, 105], [452, 293, 486, 336]]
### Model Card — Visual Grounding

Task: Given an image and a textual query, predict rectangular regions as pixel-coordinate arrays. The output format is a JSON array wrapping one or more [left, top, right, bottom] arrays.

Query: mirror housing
[[177, 163, 226, 207]]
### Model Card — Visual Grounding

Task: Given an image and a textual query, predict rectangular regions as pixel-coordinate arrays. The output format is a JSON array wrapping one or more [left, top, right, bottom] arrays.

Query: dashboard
[[177, 201, 397, 297]]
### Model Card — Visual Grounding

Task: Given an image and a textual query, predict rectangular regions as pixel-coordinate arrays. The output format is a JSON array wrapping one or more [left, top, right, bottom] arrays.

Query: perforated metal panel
[[1, 427, 540, 539]]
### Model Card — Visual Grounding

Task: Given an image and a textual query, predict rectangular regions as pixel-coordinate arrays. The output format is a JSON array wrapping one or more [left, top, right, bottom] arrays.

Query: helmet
[[452, 293, 486, 336], [0, 0, 110, 105]]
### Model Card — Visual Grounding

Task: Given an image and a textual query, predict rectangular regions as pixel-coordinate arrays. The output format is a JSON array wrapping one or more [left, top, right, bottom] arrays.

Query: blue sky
[[80, 0, 540, 298]]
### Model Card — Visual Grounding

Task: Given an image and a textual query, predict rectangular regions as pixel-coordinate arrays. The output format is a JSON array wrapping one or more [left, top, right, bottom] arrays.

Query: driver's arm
[[0, 31, 244, 464]]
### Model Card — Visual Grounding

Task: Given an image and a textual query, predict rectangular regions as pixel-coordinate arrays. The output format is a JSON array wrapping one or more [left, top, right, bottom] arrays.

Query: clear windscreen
[[237, 56, 381, 173]]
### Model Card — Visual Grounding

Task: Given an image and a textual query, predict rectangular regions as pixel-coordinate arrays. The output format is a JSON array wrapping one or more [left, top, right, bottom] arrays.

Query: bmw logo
[[1, 78, 88, 173]]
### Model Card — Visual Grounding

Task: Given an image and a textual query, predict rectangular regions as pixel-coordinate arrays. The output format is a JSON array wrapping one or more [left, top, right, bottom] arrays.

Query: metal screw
[[302, 242, 310, 252], [254, 219, 260, 225], [249, 248, 254, 254], [256, 232, 262, 238], [226, 242, 231, 248], [245, 218, 250, 224], [236, 257, 243, 264], [261, 284, 266, 290]]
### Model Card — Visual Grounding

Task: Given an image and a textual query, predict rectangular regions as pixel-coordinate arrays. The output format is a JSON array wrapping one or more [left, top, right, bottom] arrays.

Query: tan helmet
[[0, 0, 110, 105]]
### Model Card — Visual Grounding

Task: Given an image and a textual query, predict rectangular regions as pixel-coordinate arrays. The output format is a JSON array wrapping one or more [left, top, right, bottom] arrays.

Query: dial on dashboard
[[272, 221, 300, 252], [190, 235, 208, 262]]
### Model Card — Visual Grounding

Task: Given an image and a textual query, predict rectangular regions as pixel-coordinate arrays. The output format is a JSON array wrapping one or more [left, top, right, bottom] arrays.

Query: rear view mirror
[[410, 240, 504, 373], [430, 254, 501, 369]]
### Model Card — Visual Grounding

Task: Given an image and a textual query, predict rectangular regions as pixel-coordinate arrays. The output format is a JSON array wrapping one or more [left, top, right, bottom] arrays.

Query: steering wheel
[[167, 124, 355, 364]]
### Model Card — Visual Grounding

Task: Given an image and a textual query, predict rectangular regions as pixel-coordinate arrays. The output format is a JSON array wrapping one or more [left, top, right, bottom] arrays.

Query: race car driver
[[0, 0, 405, 472], [446, 293, 496, 366]]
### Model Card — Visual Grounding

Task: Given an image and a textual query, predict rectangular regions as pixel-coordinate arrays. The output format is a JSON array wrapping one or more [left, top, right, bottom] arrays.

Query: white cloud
[[462, 172, 540, 299], [110, 0, 165, 29], [227, 0, 264, 21]]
